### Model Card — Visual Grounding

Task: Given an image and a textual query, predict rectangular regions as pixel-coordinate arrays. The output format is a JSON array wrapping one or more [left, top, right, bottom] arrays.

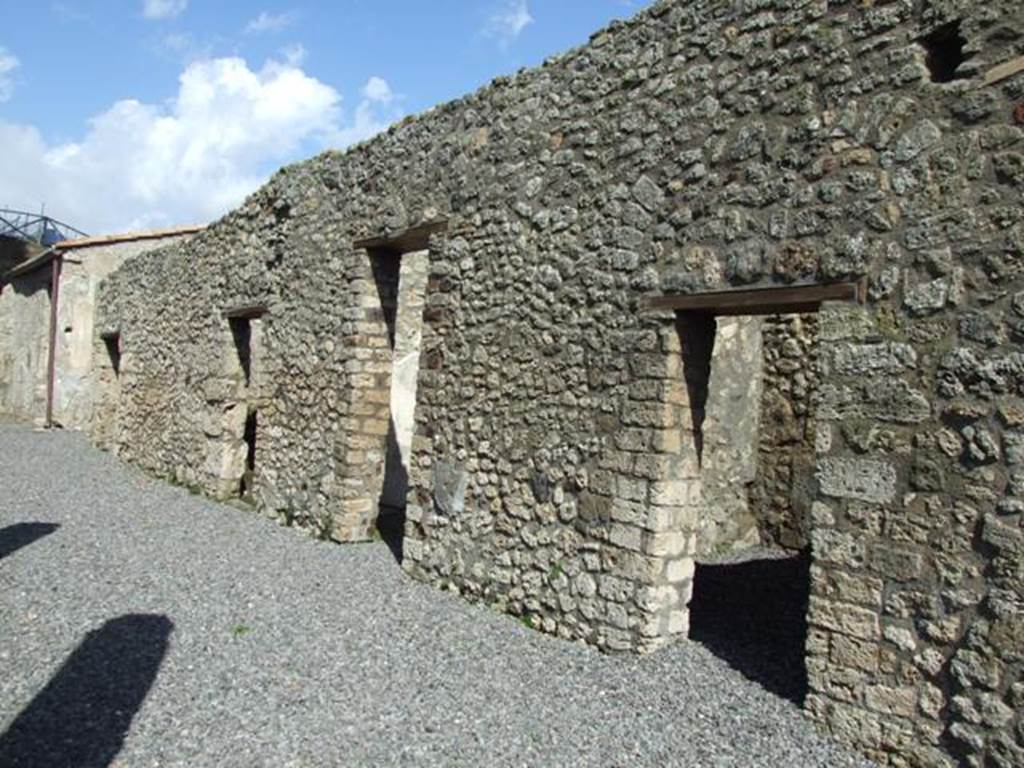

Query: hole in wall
[[919, 20, 969, 83], [239, 409, 257, 500]]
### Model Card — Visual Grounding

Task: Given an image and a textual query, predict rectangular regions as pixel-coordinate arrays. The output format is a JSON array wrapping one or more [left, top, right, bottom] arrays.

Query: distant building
[[0, 226, 203, 428]]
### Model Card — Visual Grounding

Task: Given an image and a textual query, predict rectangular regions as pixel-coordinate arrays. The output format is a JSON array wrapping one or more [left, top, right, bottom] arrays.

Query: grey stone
[[632, 175, 664, 213], [904, 278, 951, 316], [892, 120, 942, 163], [433, 461, 468, 517], [823, 342, 917, 377]]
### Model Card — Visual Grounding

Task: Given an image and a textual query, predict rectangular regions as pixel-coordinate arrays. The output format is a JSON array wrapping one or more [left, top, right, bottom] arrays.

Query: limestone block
[[817, 457, 897, 504], [664, 557, 695, 584], [648, 479, 696, 506], [870, 543, 925, 581], [811, 529, 866, 568], [830, 634, 879, 673], [608, 523, 643, 552], [809, 596, 881, 641], [864, 684, 917, 718], [643, 530, 687, 557], [812, 565, 883, 606], [667, 609, 688, 635], [816, 380, 931, 424]]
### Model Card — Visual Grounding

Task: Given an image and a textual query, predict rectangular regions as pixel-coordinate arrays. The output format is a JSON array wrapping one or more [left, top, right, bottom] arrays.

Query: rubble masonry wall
[[95, 1, 1024, 764]]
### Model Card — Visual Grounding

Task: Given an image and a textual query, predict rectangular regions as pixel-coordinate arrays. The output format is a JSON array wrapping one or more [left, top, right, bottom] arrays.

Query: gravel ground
[[0, 424, 875, 768]]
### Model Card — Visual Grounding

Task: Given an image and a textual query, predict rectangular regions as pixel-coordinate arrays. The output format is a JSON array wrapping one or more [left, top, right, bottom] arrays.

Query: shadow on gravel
[[375, 507, 405, 564], [0, 614, 173, 768], [0, 522, 60, 562], [688, 549, 810, 705]]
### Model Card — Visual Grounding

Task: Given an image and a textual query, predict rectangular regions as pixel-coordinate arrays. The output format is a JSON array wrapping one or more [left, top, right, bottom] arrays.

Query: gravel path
[[0, 424, 875, 767]]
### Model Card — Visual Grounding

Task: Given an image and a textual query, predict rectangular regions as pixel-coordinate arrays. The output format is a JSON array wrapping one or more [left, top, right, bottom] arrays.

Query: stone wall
[[751, 313, 820, 551], [59, 238, 200, 428], [93, 1, 1024, 765]]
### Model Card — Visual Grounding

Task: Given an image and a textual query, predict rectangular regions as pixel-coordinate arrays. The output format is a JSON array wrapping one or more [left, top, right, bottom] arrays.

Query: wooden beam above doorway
[[223, 302, 268, 320], [353, 219, 448, 254], [645, 279, 866, 316]]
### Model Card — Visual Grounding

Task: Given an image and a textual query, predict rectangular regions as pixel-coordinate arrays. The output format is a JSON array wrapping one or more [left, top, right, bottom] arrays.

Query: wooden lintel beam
[[645, 279, 865, 315], [223, 303, 268, 319], [353, 219, 448, 253], [982, 55, 1024, 88]]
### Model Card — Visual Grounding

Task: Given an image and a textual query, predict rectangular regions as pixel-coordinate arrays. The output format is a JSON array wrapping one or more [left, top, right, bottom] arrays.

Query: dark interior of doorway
[[689, 549, 810, 703], [103, 334, 121, 377], [239, 409, 257, 500], [229, 316, 252, 387]]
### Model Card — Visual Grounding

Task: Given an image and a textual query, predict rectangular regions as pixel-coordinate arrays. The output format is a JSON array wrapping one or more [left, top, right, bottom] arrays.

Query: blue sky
[[0, 1, 649, 234]]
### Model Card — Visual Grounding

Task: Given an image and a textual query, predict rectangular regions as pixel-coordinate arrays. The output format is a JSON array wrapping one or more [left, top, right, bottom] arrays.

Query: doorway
[[334, 224, 441, 549], [218, 305, 265, 502], [650, 281, 859, 700], [681, 308, 819, 702], [375, 249, 428, 559]]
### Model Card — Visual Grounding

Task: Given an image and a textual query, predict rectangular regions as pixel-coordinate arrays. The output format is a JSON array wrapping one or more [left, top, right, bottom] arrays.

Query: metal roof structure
[[0, 209, 88, 246]]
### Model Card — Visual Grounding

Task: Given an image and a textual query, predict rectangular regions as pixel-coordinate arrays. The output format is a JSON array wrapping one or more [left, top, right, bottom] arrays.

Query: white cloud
[[280, 43, 306, 67], [143, 0, 187, 20], [484, 0, 533, 48], [0, 47, 18, 102], [245, 10, 297, 34], [362, 76, 392, 104], [0, 56, 403, 233]]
